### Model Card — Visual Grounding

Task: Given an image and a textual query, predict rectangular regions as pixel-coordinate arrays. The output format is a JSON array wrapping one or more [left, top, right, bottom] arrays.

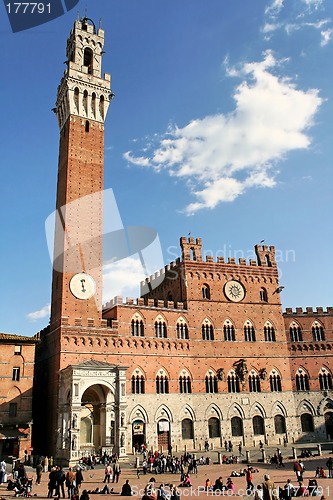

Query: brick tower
[[50, 17, 112, 327], [33, 18, 123, 461]]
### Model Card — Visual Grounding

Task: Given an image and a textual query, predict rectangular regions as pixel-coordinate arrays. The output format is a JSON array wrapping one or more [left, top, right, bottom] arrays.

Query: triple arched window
[[131, 317, 144, 337], [155, 316, 167, 338], [205, 371, 218, 393], [296, 368, 310, 391], [290, 321, 302, 342], [131, 372, 145, 394], [248, 372, 261, 392], [270, 370, 282, 392], [244, 321, 256, 342], [156, 370, 169, 394], [319, 368, 332, 390], [312, 322, 325, 341], [227, 370, 240, 393], [264, 321, 276, 342], [179, 370, 192, 393], [202, 320, 214, 340], [176, 318, 189, 339], [223, 320, 235, 341]]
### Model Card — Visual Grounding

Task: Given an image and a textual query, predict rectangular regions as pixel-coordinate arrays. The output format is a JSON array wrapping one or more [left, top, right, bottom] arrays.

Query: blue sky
[[0, 0, 332, 336]]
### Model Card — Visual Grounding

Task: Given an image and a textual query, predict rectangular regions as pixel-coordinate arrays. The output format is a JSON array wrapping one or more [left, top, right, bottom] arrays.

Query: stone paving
[[1, 445, 333, 499]]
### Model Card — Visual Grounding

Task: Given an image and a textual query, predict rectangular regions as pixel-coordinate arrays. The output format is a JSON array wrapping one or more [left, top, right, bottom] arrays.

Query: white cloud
[[321, 28, 333, 46], [102, 256, 150, 303], [262, 22, 282, 34], [124, 51, 322, 214], [27, 304, 51, 322], [302, 0, 323, 11], [123, 151, 151, 167], [265, 0, 284, 16]]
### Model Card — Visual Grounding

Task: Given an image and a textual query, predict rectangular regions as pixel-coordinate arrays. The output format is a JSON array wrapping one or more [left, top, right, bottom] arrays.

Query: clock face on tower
[[70, 273, 96, 300], [224, 280, 245, 302]]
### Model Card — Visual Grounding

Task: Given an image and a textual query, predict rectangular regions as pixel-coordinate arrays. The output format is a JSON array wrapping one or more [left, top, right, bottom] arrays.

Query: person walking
[[56, 466, 66, 498], [262, 474, 278, 500], [75, 467, 84, 490], [103, 463, 112, 483], [245, 466, 254, 495], [293, 460, 304, 482], [326, 457, 333, 478], [65, 467, 76, 499]]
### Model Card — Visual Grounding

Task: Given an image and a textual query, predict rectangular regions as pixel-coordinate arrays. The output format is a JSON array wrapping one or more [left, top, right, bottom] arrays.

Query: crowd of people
[[2, 444, 333, 499]]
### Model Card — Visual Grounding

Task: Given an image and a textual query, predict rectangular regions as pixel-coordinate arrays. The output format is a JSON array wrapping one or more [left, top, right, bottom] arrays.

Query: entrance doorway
[[157, 420, 170, 451], [132, 420, 145, 450], [325, 412, 333, 439]]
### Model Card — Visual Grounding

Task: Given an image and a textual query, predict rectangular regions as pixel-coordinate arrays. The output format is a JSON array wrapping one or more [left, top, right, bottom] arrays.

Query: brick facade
[[0, 334, 37, 459], [32, 19, 333, 464]]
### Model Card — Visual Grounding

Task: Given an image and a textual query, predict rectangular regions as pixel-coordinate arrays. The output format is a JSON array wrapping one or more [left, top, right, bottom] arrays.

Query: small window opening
[[85, 120, 90, 132]]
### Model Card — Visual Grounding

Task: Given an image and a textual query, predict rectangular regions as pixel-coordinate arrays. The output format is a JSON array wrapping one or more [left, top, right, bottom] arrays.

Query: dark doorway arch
[[231, 416, 243, 437], [157, 419, 170, 451], [300, 413, 314, 433], [274, 414, 286, 434], [325, 412, 333, 439], [253, 415, 265, 435], [132, 420, 145, 449]]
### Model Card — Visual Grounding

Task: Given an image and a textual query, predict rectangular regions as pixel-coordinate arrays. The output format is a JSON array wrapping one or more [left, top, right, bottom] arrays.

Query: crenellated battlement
[[284, 307, 333, 316], [103, 296, 185, 311]]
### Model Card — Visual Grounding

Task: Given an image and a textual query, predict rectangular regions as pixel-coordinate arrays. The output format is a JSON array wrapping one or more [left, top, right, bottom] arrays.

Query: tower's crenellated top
[[254, 244, 277, 267], [55, 18, 113, 129], [180, 236, 203, 262]]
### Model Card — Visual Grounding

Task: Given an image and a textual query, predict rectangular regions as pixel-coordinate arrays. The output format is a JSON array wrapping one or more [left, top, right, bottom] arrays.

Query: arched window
[[253, 415, 265, 435], [131, 317, 144, 337], [290, 322, 302, 342], [249, 372, 261, 392], [319, 368, 332, 390], [167, 291, 173, 302], [208, 417, 221, 438], [131, 374, 145, 394], [83, 47, 93, 73], [228, 370, 240, 393], [264, 321, 276, 342], [202, 320, 214, 340], [99, 95, 105, 119], [301, 413, 314, 432], [83, 89, 88, 115], [274, 415, 286, 434], [176, 318, 189, 339], [312, 322, 325, 341], [223, 320, 235, 341], [155, 317, 167, 338], [85, 120, 90, 132], [205, 372, 218, 393], [182, 419, 194, 439], [260, 287, 268, 302], [156, 372, 169, 394], [244, 321, 256, 342], [202, 284, 210, 299], [74, 87, 80, 112], [91, 92, 96, 117], [179, 371, 192, 394], [296, 369, 310, 391], [270, 370, 282, 392], [231, 416, 243, 436]]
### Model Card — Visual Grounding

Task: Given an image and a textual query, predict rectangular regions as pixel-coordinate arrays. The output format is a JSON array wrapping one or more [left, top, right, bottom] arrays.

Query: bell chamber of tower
[[56, 18, 112, 130]]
